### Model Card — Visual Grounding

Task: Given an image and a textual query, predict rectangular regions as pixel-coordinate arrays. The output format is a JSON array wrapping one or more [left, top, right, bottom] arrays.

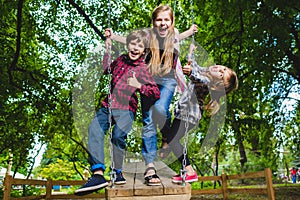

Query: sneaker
[[172, 171, 198, 183], [114, 171, 126, 185], [74, 174, 108, 196]]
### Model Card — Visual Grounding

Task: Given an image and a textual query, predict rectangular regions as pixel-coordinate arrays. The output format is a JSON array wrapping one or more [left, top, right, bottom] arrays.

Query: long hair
[[149, 5, 175, 76], [205, 66, 238, 115]]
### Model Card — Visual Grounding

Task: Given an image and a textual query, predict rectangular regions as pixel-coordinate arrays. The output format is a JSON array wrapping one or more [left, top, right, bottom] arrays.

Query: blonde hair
[[149, 5, 175, 76], [205, 66, 238, 115]]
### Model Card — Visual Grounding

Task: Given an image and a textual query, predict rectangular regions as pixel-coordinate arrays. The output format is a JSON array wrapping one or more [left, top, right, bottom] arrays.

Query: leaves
[[0, 0, 299, 178]]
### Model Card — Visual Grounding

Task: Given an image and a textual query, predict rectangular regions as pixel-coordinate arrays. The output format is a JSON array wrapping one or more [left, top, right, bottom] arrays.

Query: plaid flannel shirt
[[174, 65, 210, 125], [101, 53, 160, 114]]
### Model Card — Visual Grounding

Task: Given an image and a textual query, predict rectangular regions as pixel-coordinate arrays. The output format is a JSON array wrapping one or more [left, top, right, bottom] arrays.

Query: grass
[[191, 183, 300, 200]]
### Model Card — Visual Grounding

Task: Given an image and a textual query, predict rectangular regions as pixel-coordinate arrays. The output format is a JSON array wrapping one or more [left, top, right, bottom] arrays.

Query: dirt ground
[[190, 186, 300, 200]]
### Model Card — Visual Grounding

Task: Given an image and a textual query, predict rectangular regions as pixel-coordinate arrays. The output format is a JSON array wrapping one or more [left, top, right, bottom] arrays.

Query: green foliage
[[10, 186, 44, 198], [33, 158, 80, 180], [1, 0, 299, 180]]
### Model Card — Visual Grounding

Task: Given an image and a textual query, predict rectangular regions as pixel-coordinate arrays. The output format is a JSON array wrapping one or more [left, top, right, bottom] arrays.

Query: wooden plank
[[45, 179, 52, 199], [12, 179, 46, 185], [52, 180, 87, 186], [133, 161, 191, 196], [11, 195, 46, 200], [192, 189, 223, 195], [132, 161, 164, 196], [134, 168, 164, 196], [198, 175, 222, 181], [106, 193, 191, 200], [105, 161, 190, 199], [3, 175, 12, 200], [227, 171, 265, 180], [161, 176, 191, 195], [157, 163, 190, 195], [264, 168, 275, 200], [105, 171, 135, 200], [221, 173, 228, 200], [49, 193, 105, 199]]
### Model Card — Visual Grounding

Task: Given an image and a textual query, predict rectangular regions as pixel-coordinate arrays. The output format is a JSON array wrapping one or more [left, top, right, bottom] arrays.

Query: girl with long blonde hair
[[106, 5, 198, 186]]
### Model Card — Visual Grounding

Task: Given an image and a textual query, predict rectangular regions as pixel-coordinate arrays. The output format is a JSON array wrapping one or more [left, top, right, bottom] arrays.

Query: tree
[[1, 0, 299, 178]]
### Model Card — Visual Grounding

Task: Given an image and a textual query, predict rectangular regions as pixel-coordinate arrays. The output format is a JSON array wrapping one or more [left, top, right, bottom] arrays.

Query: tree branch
[[8, 0, 24, 90], [66, 0, 105, 41], [66, 0, 119, 53], [10, 0, 23, 70]]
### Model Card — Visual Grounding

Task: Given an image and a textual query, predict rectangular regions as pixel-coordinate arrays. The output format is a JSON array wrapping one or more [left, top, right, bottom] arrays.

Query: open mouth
[[129, 50, 139, 56], [158, 27, 168, 36], [210, 66, 219, 72]]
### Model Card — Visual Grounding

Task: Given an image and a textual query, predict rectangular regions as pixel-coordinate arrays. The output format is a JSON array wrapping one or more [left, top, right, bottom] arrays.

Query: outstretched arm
[[105, 28, 126, 44], [179, 24, 198, 41]]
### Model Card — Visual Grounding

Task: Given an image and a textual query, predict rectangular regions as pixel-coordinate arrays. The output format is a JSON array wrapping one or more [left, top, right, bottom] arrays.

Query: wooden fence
[[3, 168, 275, 200], [192, 168, 275, 200], [3, 176, 104, 200]]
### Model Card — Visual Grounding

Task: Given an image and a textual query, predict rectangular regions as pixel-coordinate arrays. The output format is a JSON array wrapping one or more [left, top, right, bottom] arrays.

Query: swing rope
[[106, 0, 116, 188], [180, 0, 195, 186]]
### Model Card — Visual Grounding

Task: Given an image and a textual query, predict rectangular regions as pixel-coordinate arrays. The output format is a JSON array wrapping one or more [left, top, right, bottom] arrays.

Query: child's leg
[[111, 109, 134, 171], [152, 78, 177, 158], [141, 77, 177, 185], [75, 107, 110, 195], [167, 118, 195, 168], [87, 107, 110, 172], [168, 118, 198, 183], [141, 97, 157, 166], [152, 79, 177, 137]]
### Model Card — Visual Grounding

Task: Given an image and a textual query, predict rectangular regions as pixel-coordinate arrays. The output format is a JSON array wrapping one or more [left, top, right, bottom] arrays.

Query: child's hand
[[127, 72, 141, 89], [189, 24, 198, 34], [105, 28, 115, 39], [182, 64, 192, 76]]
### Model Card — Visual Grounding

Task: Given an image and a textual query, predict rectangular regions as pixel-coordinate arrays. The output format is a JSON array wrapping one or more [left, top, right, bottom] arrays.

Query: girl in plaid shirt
[[167, 44, 238, 183], [75, 30, 160, 195]]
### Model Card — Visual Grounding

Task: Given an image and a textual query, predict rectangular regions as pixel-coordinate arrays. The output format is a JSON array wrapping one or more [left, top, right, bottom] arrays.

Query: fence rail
[[191, 168, 275, 200], [3, 168, 275, 200], [3, 175, 105, 200]]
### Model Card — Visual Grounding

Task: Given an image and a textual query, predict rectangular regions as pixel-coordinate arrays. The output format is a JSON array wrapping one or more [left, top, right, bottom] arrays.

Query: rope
[[106, 0, 116, 188]]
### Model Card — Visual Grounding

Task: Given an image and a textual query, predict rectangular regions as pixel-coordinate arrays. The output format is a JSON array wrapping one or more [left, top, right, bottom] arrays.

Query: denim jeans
[[88, 107, 134, 172], [141, 76, 177, 165]]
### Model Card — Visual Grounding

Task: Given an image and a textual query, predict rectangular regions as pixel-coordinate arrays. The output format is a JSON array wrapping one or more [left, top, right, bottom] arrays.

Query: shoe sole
[[74, 182, 109, 194], [146, 182, 161, 186], [115, 181, 126, 185], [172, 178, 198, 183]]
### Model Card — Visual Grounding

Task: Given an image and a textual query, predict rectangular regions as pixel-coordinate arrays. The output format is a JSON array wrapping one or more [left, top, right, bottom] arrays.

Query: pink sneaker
[[172, 171, 198, 183]]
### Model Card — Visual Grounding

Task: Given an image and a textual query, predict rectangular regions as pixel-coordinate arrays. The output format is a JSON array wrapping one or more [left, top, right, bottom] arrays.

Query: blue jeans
[[292, 175, 296, 183], [88, 107, 134, 172], [141, 76, 177, 165]]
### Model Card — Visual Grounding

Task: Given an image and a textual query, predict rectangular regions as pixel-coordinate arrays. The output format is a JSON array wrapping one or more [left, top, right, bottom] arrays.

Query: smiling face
[[127, 39, 145, 61], [209, 65, 230, 80], [152, 8, 173, 38]]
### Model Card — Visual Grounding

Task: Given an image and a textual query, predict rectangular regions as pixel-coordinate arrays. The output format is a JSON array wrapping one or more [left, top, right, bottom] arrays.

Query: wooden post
[[6, 150, 13, 176], [3, 175, 12, 200], [45, 179, 52, 199], [221, 173, 228, 200], [265, 168, 275, 200]]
